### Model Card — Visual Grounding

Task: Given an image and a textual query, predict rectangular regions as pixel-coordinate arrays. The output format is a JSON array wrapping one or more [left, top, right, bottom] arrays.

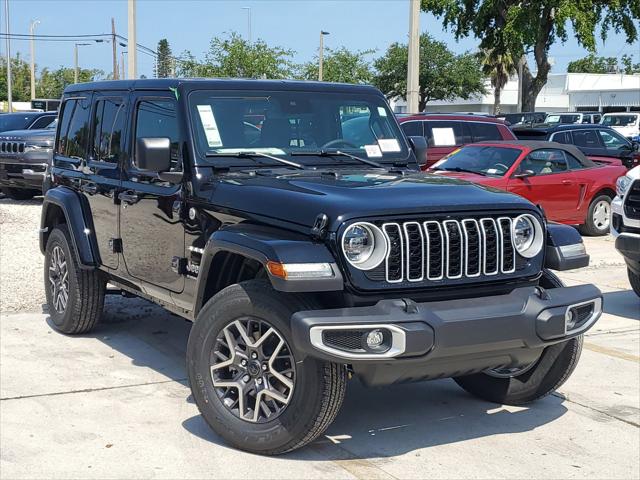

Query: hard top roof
[[512, 123, 615, 133], [398, 113, 507, 124]]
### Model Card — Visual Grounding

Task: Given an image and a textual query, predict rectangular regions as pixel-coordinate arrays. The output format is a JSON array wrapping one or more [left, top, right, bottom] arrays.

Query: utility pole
[[29, 19, 40, 101], [127, 0, 137, 79], [4, 0, 13, 112], [318, 31, 329, 81], [111, 18, 118, 79], [242, 7, 252, 44], [406, 0, 420, 113]]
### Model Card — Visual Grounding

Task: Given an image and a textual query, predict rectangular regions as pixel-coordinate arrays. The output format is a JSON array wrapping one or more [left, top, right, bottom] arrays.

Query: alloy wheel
[[592, 199, 611, 231], [210, 318, 296, 423], [48, 245, 69, 314]]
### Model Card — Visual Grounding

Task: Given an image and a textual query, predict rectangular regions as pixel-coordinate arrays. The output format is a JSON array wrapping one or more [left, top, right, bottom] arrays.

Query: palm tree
[[479, 48, 516, 115]]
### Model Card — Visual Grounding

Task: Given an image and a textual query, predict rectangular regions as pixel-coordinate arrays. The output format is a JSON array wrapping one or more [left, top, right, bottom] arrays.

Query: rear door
[[571, 128, 604, 157], [507, 148, 580, 222]]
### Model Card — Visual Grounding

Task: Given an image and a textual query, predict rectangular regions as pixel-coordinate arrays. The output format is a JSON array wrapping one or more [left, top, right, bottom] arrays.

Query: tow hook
[[401, 298, 419, 314], [535, 286, 550, 300]]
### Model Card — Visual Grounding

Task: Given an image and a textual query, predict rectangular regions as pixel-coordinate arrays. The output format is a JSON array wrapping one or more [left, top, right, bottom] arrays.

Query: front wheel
[[187, 280, 346, 454], [579, 195, 612, 236], [1, 187, 36, 200], [453, 336, 583, 405], [628, 268, 640, 297]]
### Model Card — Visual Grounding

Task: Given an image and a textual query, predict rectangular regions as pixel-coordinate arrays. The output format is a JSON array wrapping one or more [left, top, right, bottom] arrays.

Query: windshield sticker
[[212, 147, 286, 155], [377, 107, 388, 117], [378, 138, 401, 152], [197, 105, 223, 147], [432, 128, 457, 146], [364, 144, 383, 158]]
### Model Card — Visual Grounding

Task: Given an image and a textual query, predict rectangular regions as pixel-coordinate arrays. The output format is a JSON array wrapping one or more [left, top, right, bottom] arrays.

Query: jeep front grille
[[380, 217, 516, 284], [624, 180, 640, 220], [0, 141, 26, 154]]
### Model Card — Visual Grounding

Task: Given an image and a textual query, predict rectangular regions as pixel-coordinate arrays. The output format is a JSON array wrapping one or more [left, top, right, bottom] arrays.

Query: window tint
[[424, 121, 469, 147], [400, 121, 423, 137], [31, 115, 56, 129], [572, 130, 601, 148], [92, 98, 126, 163], [520, 149, 567, 175], [57, 97, 91, 160], [551, 131, 571, 144], [135, 99, 180, 171], [469, 122, 502, 142], [564, 152, 584, 169], [593, 114, 601, 123], [598, 129, 628, 150]]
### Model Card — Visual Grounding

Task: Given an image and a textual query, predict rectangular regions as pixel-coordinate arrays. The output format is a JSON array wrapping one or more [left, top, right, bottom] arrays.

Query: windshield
[[0, 114, 34, 132], [602, 115, 638, 127], [431, 145, 523, 176], [545, 114, 580, 125], [188, 89, 409, 166]]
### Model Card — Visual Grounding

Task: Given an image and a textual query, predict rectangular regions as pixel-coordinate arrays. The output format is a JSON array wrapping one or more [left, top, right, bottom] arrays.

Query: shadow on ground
[[603, 290, 640, 321], [46, 294, 569, 460]]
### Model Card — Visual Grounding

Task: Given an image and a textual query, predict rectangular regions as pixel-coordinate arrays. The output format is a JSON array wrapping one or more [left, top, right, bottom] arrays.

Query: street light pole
[[318, 31, 329, 82], [29, 19, 40, 101], [74, 43, 90, 83], [4, 0, 13, 112], [406, 0, 420, 113], [127, 0, 137, 79], [242, 7, 252, 44], [121, 51, 127, 80]]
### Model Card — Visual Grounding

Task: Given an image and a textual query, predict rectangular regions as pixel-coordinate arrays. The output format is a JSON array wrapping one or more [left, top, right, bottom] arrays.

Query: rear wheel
[[187, 280, 346, 454], [1, 187, 36, 200], [453, 336, 583, 405], [628, 268, 640, 297], [579, 194, 612, 236]]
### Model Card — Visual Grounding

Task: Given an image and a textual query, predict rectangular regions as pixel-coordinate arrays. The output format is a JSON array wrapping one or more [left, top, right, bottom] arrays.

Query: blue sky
[[3, 0, 639, 78]]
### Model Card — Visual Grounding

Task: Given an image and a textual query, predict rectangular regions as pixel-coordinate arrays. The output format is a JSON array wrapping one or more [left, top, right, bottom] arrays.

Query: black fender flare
[[193, 224, 342, 315], [40, 186, 98, 269]]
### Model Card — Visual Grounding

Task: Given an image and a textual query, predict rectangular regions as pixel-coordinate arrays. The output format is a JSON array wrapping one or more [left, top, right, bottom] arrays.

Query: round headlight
[[512, 214, 544, 258], [341, 222, 388, 270]]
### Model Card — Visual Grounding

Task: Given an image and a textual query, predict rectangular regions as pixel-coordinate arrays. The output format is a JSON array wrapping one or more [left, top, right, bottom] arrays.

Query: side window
[[56, 97, 91, 160], [520, 149, 568, 175], [134, 99, 181, 171], [400, 121, 423, 137], [564, 152, 584, 170], [598, 130, 628, 150], [92, 98, 126, 163], [424, 121, 469, 147], [572, 130, 601, 148], [594, 114, 601, 124], [469, 122, 502, 142], [31, 115, 56, 129], [551, 131, 571, 144]]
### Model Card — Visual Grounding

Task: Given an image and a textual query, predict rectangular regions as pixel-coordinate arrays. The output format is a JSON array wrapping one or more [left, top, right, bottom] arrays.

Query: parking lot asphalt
[[1, 198, 639, 479]]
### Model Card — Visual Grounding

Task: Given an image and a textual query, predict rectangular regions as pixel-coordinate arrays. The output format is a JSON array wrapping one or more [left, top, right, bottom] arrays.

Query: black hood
[[206, 169, 538, 230], [0, 128, 55, 145]]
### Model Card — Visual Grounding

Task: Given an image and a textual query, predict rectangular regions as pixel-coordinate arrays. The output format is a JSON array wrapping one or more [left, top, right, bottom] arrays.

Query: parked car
[[41, 79, 602, 455], [429, 141, 627, 235], [611, 166, 640, 296], [0, 111, 57, 134], [498, 112, 547, 126], [398, 113, 516, 168], [0, 120, 56, 199], [543, 112, 602, 125], [512, 124, 640, 169], [601, 112, 640, 140]]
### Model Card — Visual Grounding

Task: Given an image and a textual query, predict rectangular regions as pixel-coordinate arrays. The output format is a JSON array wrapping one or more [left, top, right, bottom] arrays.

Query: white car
[[611, 165, 640, 296], [601, 113, 640, 140]]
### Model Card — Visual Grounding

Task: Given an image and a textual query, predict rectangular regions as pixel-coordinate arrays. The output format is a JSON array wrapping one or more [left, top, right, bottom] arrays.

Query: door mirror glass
[[407, 135, 428, 167], [136, 137, 172, 172], [513, 169, 535, 179]]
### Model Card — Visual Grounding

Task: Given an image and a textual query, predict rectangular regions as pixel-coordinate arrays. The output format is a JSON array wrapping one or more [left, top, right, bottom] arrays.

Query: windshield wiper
[[205, 151, 305, 170], [291, 149, 384, 168], [439, 167, 487, 176]]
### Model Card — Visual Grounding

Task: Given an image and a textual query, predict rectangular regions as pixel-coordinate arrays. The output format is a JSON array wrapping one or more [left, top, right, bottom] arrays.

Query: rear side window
[[469, 122, 502, 142], [572, 130, 601, 148], [92, 98, 126, 163], [564, 152, 584, 169], [56, 98, 91, 160], [400, 121, 423, 137], [551, 131, 571, 144], [135, 98, 181, 171], [424, 121, 469, 147]]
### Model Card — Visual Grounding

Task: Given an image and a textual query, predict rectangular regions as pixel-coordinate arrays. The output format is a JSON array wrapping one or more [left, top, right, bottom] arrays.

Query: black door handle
[[118, 191, 139, 205], [81, 183, 98, 195]]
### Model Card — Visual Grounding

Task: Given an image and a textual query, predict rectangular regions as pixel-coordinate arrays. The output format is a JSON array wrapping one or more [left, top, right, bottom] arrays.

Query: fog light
[[565, 309, 577, 331], [366, 329, 384, 348]]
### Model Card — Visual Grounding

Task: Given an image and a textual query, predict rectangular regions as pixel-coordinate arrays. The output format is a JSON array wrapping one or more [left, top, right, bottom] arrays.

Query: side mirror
[[407, 136, 428, 168], [513, 169, 535, 179], [136, 137, 172, 172], [633, 141, 640, 152]]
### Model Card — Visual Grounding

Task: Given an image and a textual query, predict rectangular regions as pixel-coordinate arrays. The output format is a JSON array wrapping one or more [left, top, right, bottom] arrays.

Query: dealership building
[[391, 72, 640, 114]]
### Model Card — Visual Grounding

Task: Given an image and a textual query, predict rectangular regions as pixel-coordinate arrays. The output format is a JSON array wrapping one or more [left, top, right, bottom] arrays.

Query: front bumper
[[0, 161, 48, 190], [291, 284, 602, 386]]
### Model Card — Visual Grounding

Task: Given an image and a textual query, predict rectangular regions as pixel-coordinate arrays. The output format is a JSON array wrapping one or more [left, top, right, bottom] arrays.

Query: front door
[[119, 94, 185, 293]]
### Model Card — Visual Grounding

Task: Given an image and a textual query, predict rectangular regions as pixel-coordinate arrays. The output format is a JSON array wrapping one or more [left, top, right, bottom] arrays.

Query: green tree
[[300, 47, 375, 84], [479, 46, 517, 115], [156, 38, 173, 78], [0, 54, 32, 102], [421, 0, 640, 111], [37, 66, 103, 99], [621, 54, 640, 74], [373, 34, 486, 112], [568, 54, 619, 73]]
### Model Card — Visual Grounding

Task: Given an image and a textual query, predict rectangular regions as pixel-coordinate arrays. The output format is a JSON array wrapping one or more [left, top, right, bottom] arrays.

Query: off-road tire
[[579, 194, 612, 236], [628, 268, 640, 297], [44, 225, 105, 334], [1, 187, 36, 200], [187, 279, 347, 455], [453, 336, 583, 405]]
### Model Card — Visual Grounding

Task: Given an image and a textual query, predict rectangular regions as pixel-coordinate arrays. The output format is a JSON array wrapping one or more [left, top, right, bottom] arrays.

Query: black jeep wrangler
[[41, 79, 602, 455]]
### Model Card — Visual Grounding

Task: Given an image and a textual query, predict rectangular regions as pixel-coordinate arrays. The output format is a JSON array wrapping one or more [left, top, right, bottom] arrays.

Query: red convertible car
[[430, 141, 627, 235]]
